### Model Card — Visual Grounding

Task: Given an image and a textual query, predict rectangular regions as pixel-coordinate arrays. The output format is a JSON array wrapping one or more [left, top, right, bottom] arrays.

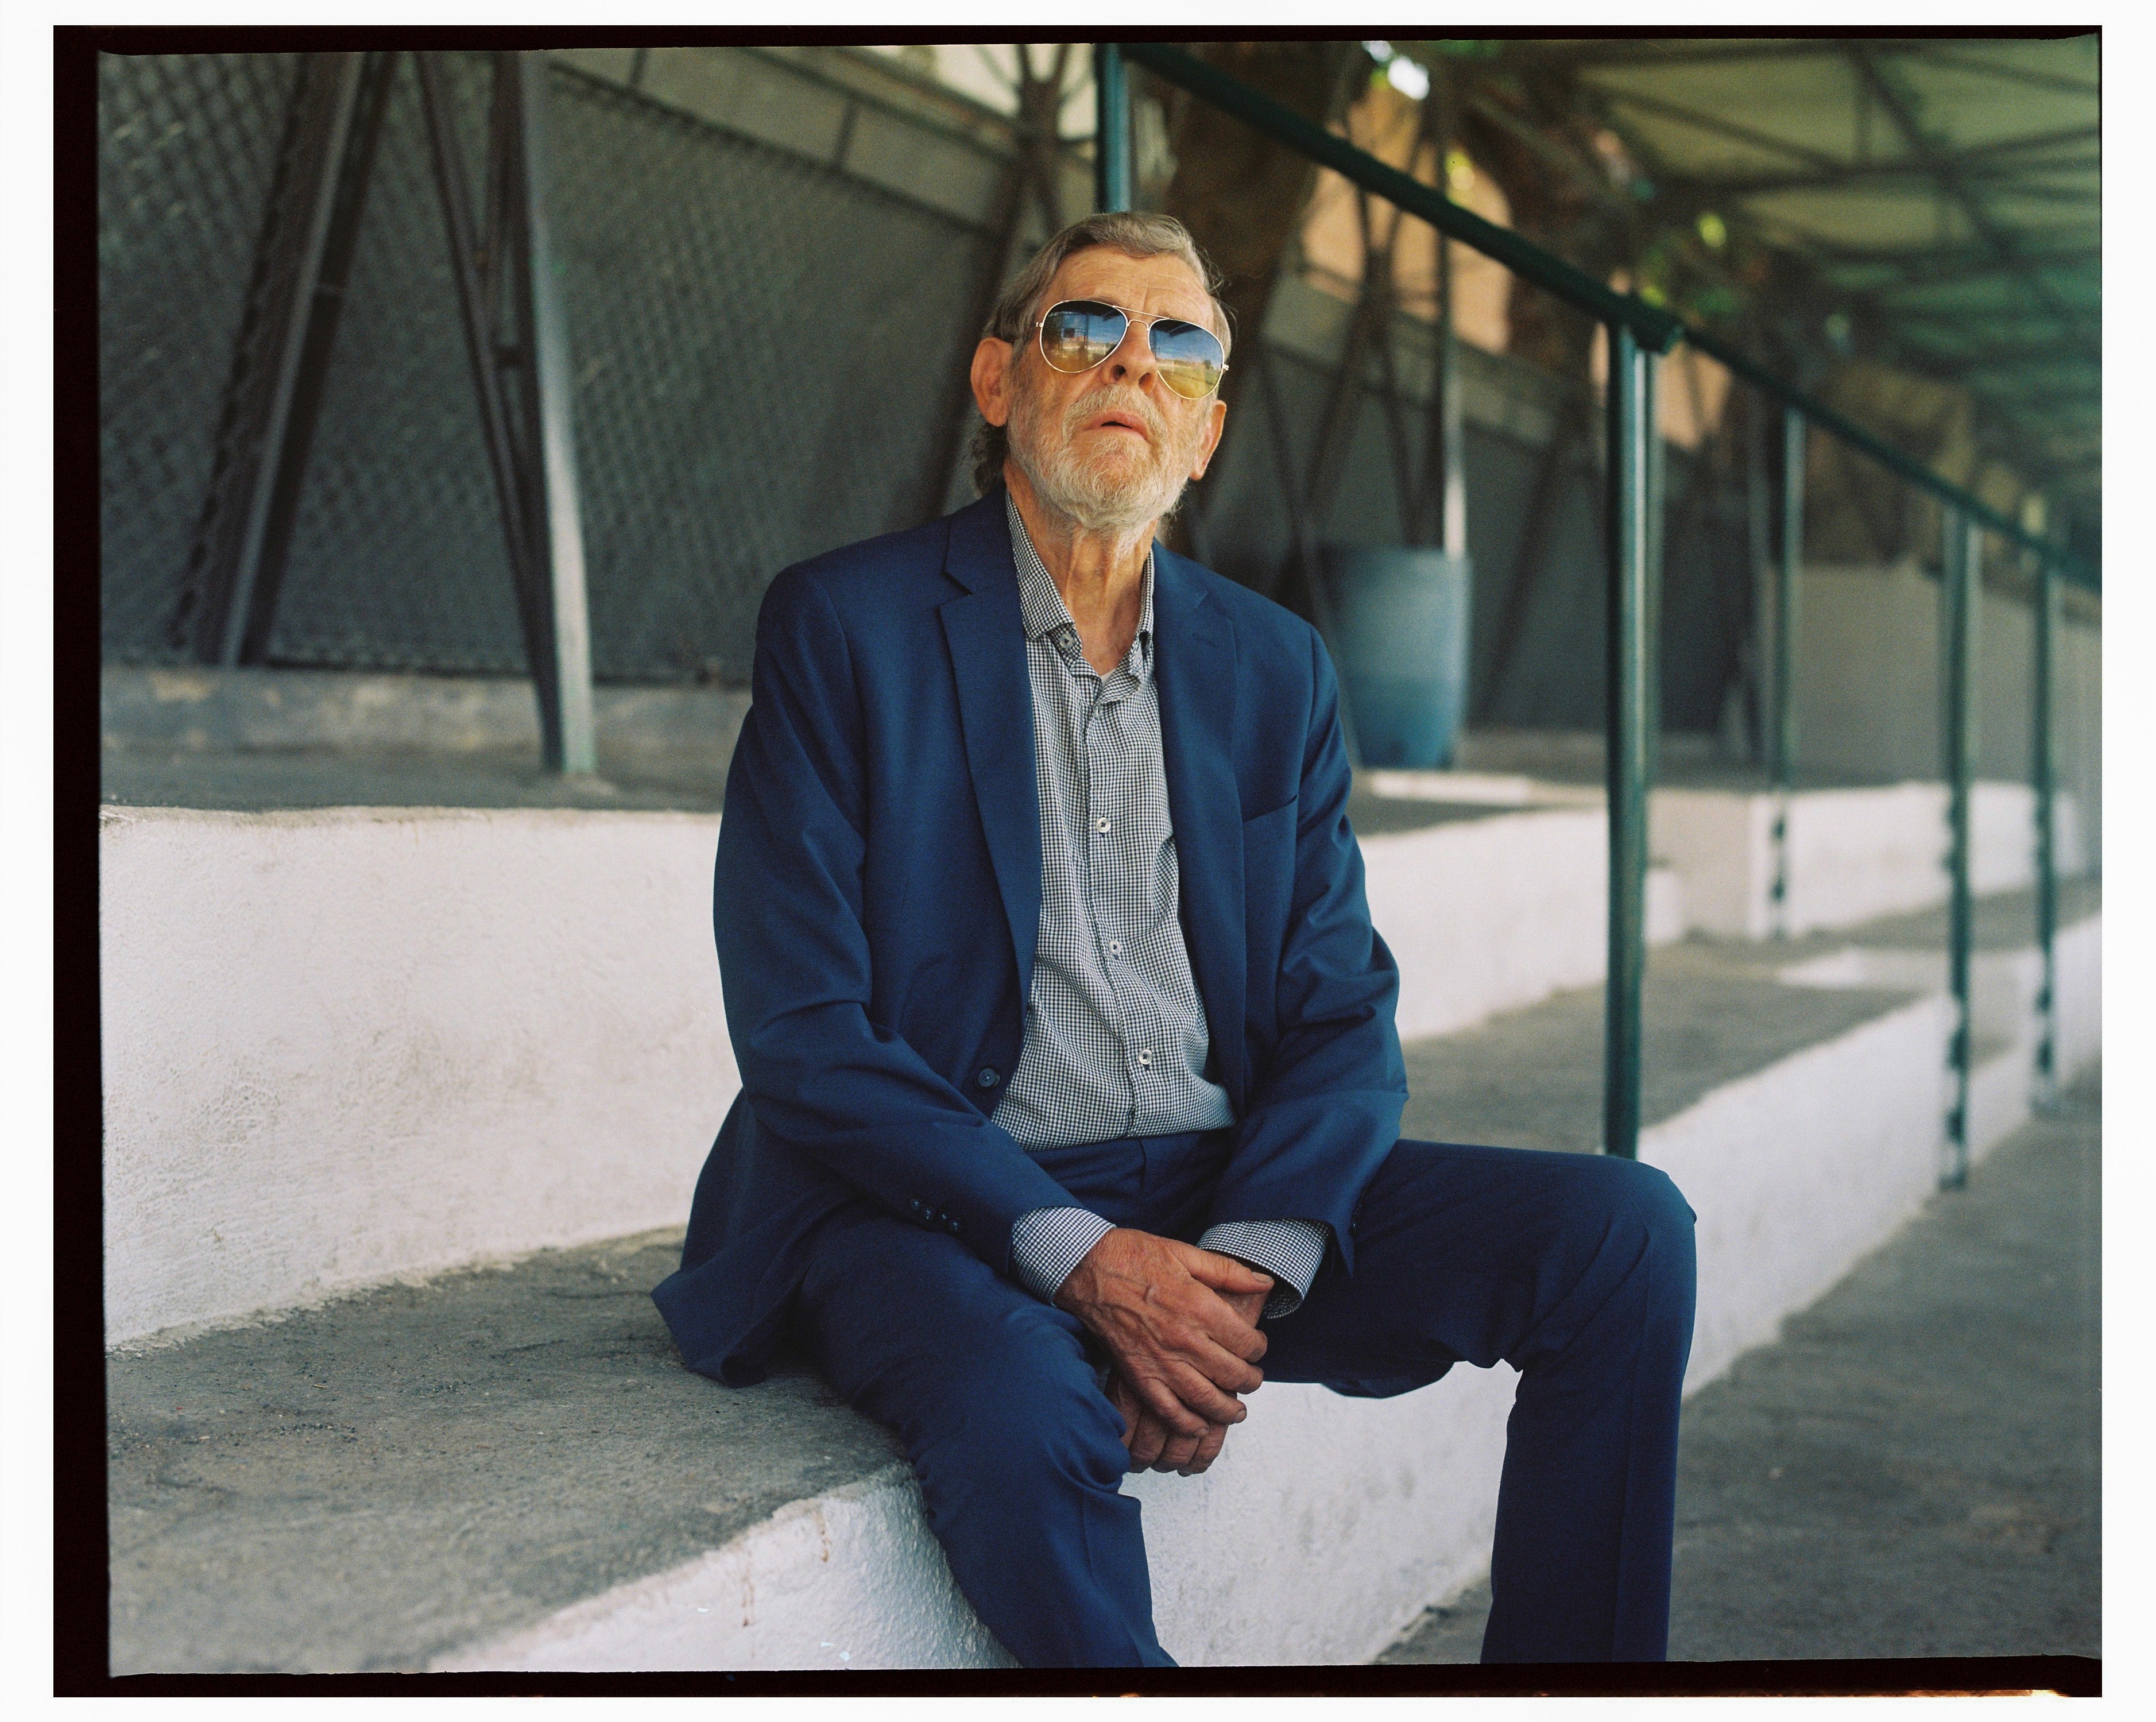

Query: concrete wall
[[1791, 561, 2101, 858], [1652, 780, 2085, 941], [1362, 806, 1681, 1043], [106, 801, 1646, 1344], [100, 806, 736, 1346]]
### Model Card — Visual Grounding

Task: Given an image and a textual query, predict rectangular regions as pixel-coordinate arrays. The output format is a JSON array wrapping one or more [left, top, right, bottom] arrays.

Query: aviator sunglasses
[[1032, 299, 1229, 400]]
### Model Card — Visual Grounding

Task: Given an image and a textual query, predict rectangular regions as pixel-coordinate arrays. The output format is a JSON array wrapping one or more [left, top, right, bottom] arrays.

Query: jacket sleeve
[[1202, 626, 1407, 1276], [715, 566, 1078, 1277]]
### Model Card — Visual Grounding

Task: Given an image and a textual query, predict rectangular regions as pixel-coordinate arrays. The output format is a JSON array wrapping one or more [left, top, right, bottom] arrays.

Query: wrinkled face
[[976, 247, 1228, 534]]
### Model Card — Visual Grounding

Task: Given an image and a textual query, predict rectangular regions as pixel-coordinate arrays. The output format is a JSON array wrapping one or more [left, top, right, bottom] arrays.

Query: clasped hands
[[1052, 1226, 1272, 1477]]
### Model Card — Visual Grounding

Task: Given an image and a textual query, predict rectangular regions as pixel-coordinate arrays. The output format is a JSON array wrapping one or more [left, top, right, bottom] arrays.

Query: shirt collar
[[1005, 490, 1155, 667]]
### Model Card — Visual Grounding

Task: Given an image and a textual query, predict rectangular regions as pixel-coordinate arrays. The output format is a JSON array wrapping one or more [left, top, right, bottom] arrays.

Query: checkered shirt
[[998, 495, 1327, 1319]]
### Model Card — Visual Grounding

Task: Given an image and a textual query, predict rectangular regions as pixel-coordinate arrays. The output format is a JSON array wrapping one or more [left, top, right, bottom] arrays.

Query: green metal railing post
[[2032, 540, 2058, 1110], [1094, 44, 1131, 213], [1941, 509, 1980, 1188], [1771, 404, 1803, 937], [1604, 323, 1656, 1160], [516, 52, 598, 775]]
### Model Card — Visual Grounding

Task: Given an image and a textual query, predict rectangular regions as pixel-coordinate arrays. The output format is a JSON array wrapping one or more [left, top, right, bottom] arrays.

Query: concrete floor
[[1379, 1069, 2101, 1664]]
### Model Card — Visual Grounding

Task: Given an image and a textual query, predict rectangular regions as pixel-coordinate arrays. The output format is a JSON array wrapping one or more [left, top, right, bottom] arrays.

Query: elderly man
[[655, 212, 1695, 1669]]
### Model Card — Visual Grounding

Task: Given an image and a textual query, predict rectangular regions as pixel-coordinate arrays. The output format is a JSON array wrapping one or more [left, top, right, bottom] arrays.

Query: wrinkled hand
[[1054, 1227, 1271, 1445], [1105, 1278, 1271, 1475], [1104, 1370, 1215, 1473]]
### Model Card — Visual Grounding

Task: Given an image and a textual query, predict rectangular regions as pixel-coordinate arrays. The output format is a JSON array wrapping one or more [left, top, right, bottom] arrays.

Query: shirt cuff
[[1198, 1220, 1330, 1319], [1011, 1207, 1116, 1302]]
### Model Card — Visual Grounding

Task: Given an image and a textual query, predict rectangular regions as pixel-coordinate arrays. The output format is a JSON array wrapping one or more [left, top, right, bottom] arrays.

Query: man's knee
[[913, 1326, 1129, 1502], [1562, 1154, 1696, 1293]]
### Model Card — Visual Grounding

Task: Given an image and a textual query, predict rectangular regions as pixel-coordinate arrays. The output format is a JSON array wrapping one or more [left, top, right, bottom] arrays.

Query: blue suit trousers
[[793, 1132, 1696, 1667]]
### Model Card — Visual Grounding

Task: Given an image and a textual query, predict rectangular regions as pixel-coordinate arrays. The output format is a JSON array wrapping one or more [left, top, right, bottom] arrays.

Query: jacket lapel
[[939, 493, 1042, 1005], [1152, 547, 1250, 1106]]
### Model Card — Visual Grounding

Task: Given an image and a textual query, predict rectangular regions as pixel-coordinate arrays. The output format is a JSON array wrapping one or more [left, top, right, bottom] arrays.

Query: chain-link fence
[[99, 51, 999, 683], [98, 47, 1750, 717], [99, 51, 300, 663]]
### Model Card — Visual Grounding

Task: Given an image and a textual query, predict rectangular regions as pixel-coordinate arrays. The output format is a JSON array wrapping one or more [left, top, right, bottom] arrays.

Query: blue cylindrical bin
[[1321, 546, 1473, 768]]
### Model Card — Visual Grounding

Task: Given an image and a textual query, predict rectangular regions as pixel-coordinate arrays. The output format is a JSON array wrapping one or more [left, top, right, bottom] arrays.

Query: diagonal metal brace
[[416, 51, 595, 774]]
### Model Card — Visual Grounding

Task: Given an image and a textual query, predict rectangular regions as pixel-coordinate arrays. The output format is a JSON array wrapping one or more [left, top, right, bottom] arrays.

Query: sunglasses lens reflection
[[1149, 319, 1226, 399], [1039, 301, 1126, 373]]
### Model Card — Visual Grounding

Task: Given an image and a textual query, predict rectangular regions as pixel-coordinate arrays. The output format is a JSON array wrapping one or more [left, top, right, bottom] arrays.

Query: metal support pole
[[1254, 350, 1362, 767], [419, 53, 595, 775], [1645, 359, 1667, 790], [1094, 43, 1131, 212], [1604, 323, 1655, 1160], [2032, 539, 2058, 1110], [1942, 509, 1980, 1189], [513, 51, 597, 775], [237, 50, 398, 664], [184, 52, 364, 664], [1771, 403, 1803, 937], [1423, 68, 1466, 561]]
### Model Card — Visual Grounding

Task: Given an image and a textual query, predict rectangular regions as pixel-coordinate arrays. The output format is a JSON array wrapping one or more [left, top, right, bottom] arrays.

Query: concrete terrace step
[[97, 791, 1670, 1346], [108, 895, 2100, 1673]]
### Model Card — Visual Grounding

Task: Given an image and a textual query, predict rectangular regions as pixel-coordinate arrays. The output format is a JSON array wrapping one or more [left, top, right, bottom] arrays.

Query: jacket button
[[976, 1067, 1000, 1089], [946, 1218, 962, 1235]]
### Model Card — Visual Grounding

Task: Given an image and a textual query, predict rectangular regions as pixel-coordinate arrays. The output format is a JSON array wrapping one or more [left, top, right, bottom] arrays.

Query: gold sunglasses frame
[[1029, 299, 1230, 400]]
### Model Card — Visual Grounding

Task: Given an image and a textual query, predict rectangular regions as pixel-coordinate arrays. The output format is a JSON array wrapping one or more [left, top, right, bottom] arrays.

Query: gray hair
[[969, 212, 1230, 496]]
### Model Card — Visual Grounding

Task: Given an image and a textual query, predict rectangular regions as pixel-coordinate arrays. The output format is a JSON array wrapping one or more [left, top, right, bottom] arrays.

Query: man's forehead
[[1047, 247, 1215, 319]]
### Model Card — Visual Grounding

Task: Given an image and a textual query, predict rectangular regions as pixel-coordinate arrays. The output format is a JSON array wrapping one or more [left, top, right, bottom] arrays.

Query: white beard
[[1007, 377, 1204, 536]]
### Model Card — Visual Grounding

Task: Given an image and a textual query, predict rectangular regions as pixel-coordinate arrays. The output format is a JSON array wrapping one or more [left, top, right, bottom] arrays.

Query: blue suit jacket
[[653, 490, 1407, 1386]]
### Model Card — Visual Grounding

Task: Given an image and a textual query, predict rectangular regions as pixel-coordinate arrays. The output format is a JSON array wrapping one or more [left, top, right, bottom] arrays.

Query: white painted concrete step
[[98, 796, 1670, 1346], [106, 899, 2099, 1671]]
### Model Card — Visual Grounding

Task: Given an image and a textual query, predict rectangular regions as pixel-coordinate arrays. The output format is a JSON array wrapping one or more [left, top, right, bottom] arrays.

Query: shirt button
[[1137, 1050, 1153, 1067], [976, 1067, 999, 1089], [1094, 817, 1111, 834], [1108, 939, 1125, 956]]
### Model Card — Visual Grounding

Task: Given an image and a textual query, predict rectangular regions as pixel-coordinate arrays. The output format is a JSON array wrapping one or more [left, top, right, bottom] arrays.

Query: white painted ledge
[[431, 929, 2099, 1671], [99, 806, 736, 1346], [104, 800, 1636, 1342], [1652, 780, 2084, 941]]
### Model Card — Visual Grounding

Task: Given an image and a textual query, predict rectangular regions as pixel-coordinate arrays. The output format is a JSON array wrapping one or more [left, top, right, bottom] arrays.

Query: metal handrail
[[1119, 41, 2095, 592], [1108, 40, 2090, 1172], [1681, 324, 2097, 591]]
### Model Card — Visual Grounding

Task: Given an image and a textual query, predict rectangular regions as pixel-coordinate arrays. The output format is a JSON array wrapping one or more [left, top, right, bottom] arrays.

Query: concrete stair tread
[[107, 1230, 900, 1674], [1401, 937, 1936, 1155], [1739, 877, 2100, 962]]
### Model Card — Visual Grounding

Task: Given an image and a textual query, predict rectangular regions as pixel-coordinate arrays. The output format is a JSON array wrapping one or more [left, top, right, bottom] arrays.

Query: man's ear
[[1190, 397, 1228, 481], [971, 338, 1013, 428]]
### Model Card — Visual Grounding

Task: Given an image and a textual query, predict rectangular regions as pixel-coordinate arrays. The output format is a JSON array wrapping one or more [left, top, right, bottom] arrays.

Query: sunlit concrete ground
[[1379, 1069, 2101, 1664]]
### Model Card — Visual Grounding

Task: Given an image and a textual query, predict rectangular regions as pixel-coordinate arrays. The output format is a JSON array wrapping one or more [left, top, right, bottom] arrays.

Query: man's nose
[[1102, 316, 1158, 386]]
